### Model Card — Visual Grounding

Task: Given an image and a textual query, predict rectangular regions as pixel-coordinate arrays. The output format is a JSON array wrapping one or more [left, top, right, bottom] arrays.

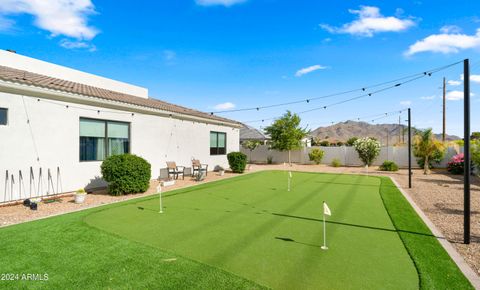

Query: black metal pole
[[464, 59, 471, 244], [408, 108, 412, 189]]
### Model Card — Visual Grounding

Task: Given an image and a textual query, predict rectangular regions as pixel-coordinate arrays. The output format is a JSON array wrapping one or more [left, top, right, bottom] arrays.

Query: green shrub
[[308, 148, 325, 164], [379, 160, 399, 172], [346, 137, 358, 146], [473, 145, 480, 175], [319, 141, 330, 146], [101, 154, 151, 196], [227, 152, 247, 173], [267, 156, 273, 164], [415, 148, 444, 169], [331, 158, 341, 167]]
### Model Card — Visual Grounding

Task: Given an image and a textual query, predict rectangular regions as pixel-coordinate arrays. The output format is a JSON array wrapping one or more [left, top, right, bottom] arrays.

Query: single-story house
[[0, 50, 241, 203], [239, 124, 270, 144]]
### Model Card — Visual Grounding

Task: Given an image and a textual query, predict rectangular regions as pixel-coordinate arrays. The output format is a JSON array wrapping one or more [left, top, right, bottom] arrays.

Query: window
[[0, 108, 7, 125], [210, 131, 226, 155], [80, 118, 130, 161]]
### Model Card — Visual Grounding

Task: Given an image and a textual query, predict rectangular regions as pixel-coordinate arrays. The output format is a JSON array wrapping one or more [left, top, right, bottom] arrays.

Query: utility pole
[[408, 108, 412, 189], [443, 77, 446, 142], [463, 59, 471, 244], [398, 115, 401, 144]]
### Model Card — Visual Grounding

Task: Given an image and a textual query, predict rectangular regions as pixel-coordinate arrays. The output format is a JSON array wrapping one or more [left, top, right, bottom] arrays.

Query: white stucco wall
[[0, 50, 148, 98], [0, 92, 239, 202]]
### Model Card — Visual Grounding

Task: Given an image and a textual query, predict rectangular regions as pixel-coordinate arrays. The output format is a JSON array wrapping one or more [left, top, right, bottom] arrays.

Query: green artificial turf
[[85, 171, 416, 289], [378, 177, 473, 289], [0, 171, 471, 289], [0, 200, 262, 289]]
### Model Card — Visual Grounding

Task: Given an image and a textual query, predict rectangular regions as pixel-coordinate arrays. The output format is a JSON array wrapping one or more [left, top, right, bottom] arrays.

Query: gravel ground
[[0, 172, 237, 227], [0, 164, 478, 276]]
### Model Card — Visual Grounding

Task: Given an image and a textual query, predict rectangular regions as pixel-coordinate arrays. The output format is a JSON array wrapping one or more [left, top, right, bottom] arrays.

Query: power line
[[242, 73, 430, 124], [304, 109, 407, 128], [213, 60, 463, 115]]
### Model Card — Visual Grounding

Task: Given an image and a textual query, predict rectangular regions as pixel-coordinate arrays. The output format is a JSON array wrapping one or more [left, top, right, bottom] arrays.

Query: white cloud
[[400, 100, 412, 106], [461, 73, 480, 84], [0, 15, 14, 31], [195, 0, 246, 7], [440, 25, 462, 34], [405, 28, 480, 56], [445, 90, 475, 101], [295, 64, 328, 77], [59, 39, 96, 51], [420, 95, 436, 100], [214, 102, 236, 110], [447, 80, 461, 86], [0, 0, 98, 40], [320, 6, 415, 37]]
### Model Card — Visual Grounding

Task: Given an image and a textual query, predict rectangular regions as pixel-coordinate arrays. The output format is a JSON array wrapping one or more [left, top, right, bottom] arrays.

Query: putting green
[[85, 171, 418, 289]]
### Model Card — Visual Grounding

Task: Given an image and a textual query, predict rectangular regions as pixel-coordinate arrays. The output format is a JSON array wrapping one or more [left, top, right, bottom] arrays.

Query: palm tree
[[413, 129, 446, 174]]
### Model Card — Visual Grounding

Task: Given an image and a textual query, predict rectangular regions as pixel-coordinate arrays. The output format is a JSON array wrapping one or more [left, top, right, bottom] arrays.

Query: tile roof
[[240, 124, 270, 141], [0, 65, 239, 125]]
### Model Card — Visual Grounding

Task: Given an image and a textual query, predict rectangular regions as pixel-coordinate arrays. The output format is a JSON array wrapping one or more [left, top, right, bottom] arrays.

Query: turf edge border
[[389, 176, 480, 288]]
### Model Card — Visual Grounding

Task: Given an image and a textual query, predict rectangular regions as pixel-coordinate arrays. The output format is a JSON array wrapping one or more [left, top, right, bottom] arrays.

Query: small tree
[[413, 129, 446, 175], [346, 137, 358, 146], [264, 111, 308, 165], [308, 148, 325, 164], [242, 140, 262, 163], [311, 137, 322, 146], [353, 137, 381, 167]]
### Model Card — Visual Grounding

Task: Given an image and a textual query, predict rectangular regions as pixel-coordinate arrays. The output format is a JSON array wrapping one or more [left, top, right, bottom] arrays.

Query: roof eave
[[0, 80, 243, 128]]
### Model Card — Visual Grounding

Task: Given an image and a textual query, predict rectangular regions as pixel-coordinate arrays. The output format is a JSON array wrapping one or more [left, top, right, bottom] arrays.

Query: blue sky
[[1, 0, 479, 136]]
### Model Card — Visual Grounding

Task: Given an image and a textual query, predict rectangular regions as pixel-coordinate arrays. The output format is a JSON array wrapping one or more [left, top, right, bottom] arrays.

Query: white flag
[[289, 171, 292, 178], [323, 202, 331, 216]]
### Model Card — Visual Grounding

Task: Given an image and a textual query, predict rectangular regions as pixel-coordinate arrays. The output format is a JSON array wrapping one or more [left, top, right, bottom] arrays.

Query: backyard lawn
[[0, 171, 472, 289]]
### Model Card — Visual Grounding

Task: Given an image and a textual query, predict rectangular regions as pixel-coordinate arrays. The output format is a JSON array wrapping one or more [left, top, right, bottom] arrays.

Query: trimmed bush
[[308, 148, 325, 165], [101, 154, 151, 196], [331, 158, 341, 167], [227, 152, 247, 173], [379, 160, 399, 172]]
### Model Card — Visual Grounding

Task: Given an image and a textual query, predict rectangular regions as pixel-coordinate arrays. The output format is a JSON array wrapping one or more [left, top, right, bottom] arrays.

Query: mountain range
[[310, 121, 460, 145]]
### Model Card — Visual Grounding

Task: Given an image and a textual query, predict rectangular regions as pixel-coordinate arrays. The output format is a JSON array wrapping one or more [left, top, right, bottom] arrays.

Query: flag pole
[[322, 201, 328, 250], [288, 171, 291, 192], [157, 184, 163, 214]]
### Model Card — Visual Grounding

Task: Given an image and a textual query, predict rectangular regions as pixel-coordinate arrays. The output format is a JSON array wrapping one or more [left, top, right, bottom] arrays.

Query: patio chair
[[192, 159, 208, 177], [166, 161, 185, 180]]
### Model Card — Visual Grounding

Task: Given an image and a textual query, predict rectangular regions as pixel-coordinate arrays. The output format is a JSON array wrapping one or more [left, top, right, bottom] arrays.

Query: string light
[[303, 109, 407, 129], [212, 60, 462, 115], [240, 61, 460, 125]]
